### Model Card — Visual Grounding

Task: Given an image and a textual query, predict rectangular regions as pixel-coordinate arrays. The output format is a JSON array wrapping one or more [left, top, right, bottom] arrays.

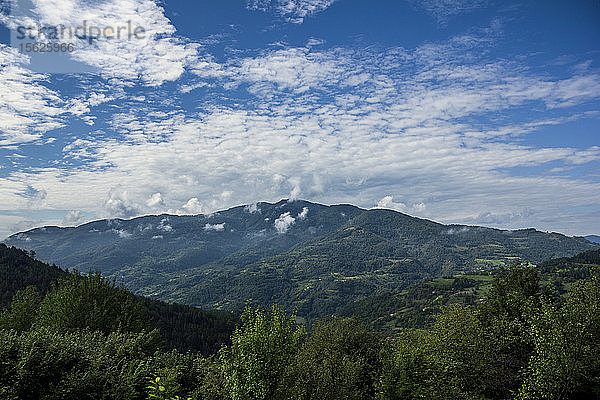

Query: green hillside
[[340, 249, 600, 335], [1, 249, 598, 399], [0, 244, 235, 354], [4, 200, 597, 320]]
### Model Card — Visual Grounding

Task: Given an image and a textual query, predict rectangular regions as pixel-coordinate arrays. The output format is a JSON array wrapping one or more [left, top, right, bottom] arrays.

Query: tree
[[219, 305, 304, 400], [377, 331, 436, 400], [518, 270, 600, 399], [424, 304, 491, 399], [293, 317, 383, 400], [34, 272, 149, 334], [0, 286, 41, 332], [478, 264, 543, 398]]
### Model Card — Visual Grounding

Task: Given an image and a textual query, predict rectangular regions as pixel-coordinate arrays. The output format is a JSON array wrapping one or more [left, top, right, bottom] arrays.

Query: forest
[[0, 244, 599, 399]]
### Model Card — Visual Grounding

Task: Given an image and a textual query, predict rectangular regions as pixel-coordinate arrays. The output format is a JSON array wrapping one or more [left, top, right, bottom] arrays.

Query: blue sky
[[0, 0, 599, 239]]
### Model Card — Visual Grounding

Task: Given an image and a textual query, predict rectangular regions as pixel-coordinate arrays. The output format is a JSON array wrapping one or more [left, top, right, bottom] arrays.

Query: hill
[[0, 244, 67, 308], [586, 235, 600, 244], [340, 249, 600, 334], [4, 200, 598, 319], [0, 244, 235, 354]]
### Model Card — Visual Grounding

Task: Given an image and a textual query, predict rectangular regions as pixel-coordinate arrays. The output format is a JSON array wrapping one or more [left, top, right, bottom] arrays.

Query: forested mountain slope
[[0, 244, 235, 354], [340, 249, 600, 335], [4, 200, 597, 319]]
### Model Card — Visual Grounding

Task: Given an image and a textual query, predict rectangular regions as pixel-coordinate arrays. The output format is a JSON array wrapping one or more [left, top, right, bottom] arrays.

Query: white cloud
[[274, 212, 295, 233], [112, 228, 133, 238], [376, 196, 428, 215], [104, 189, 140, 218], [2, 27, 600, 237], [146, 192, 164, 208], [230, 47, 344, 93], [0, 46, 67, 144], [289, 184, 302, 201], [204, 223, 226, 232], [3, 0, 198, 86], [158, 218, 173, 232], [408, 0, 488, 24], [247, 0, 336, 23], [245, 203, 261, 213], [297, 207, 309, 220], [180, 197, 204, 215], [62, 210, 86, 226], [445, 227, 470, 235]]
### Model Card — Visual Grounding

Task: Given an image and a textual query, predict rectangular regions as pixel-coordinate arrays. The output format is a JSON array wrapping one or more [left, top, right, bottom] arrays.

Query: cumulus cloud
[[146, 192, 164, 208], [204, 223, 226, 232], [274, 212, 295, 233], [112, 228, 133, 238], [297, 207, 309, 220], [157, 218, 173, 232], [245, 203, 261, 213], [62, 210, 86, 226], [376, 196, 427, 215], [104, 190, 140, 218], [2, 0, 198, 86], [180, 198, 204, 215]]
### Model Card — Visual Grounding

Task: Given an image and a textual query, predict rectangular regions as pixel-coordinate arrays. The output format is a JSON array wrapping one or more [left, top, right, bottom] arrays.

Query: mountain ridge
[[586, 235, 600, 244], [4, 199, 598, 319]]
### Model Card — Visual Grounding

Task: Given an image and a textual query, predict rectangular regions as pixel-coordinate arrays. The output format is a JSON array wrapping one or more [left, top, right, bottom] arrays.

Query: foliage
[[0, 285, 42, 332], [293, 317, 383, 400], [377, 331, 436, 400], [35, 271, 150, 334], [1, 243, 600, 399], [219, 304, 304, 400], [147, 376, 191, 400], [0, 246, 236, 354], [0, 244, 66, 308], [0, 327, 161, 400], [518, 270, 600, 399]]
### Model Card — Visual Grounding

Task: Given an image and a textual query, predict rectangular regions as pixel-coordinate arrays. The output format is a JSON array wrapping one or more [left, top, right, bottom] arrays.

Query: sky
[[0, 0, 599, 239]]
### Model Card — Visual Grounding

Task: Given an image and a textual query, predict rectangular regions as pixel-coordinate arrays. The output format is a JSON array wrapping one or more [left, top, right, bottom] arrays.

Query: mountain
[[4, 200, 598, 320], [0, 244, 235, 354], [586, 235, 600, 244]]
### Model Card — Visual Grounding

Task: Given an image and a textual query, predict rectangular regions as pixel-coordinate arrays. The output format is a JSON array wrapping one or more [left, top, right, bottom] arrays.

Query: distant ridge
[[585, 235, 600, 244], [4, 200, 598, 319]]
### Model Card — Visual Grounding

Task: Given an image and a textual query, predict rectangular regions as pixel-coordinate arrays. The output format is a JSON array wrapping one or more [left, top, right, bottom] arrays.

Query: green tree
[[518, 270, 600, 400], [34, 271, 149, 334], [424, 304, 491, 399], [293, 317, 383, 400], [219, 305, 304, 400], [0, 285, 42, 332], [478, 264, 543, 398], [377, 331, 437, 400]]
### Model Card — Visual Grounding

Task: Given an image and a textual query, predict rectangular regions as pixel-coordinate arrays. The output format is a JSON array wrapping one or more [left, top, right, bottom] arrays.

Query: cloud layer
[[0, 2, 599, 239]]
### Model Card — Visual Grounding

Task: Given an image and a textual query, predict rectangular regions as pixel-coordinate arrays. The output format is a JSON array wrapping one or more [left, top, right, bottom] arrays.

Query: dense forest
[[0, 245, 599, 399], [0, 244, 236, 354]]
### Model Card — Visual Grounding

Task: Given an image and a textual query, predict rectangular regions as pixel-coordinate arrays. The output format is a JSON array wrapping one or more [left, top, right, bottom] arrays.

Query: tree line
[[0, 257, 599, 399]]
